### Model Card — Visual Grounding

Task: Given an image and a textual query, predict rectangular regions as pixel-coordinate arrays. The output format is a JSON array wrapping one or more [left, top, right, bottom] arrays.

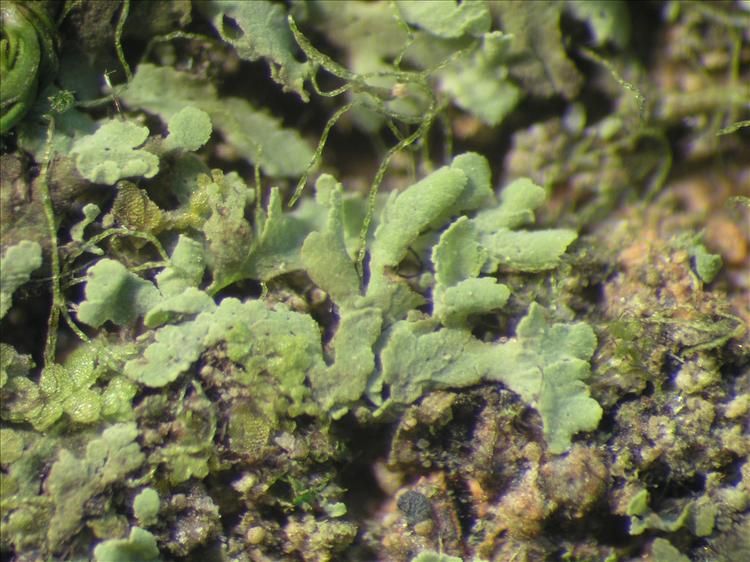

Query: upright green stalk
[[38, 116, 61, 365]]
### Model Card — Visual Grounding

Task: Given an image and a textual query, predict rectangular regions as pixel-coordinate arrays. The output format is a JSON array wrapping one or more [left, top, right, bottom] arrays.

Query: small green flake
[[324, 502, 348, 518], [447, 152, 494, 213], [691, 498, 718, 537], [133, 488, 160, 527], [164, 106, 212, 152], [650, 539, 691, 562], [70, 203, 102, 243], [690, 242, 722, 283], [93, 527, 161, 562], [628, 489, 694, 535], [410, 550, 465, 562], [627, 489, 650, 516]]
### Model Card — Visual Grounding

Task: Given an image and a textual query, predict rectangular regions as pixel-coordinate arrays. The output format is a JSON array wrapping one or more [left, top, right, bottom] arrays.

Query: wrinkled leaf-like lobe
[[77, 259, 161, 327], [371, 166, 467, 268], [71, 120, 159, 185]]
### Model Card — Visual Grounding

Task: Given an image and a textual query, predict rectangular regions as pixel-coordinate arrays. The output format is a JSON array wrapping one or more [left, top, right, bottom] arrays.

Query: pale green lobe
[[481, 228, 578, 272], [690, 243, 722, 283], [649, 539, 691, 562], [165, 106, 212, 151], [245, 187, 313, 282], [397, 0, 490, 38], [133, 488, 160, 526], [567, 0, 630, 48], [511, 303, 600, 453], [515, 303, 597, 363], [70, 203, 102, 243], [124, 315, 209, 387], [440, 31, 520, 126], [474, 177, 546, 231], [301, 178, 360, 308], [47, 423, 145, 550], [143, 287, 215, 328], [431, 216, 509, 326], [71, 120, 159, 185], [379, 319, 493, 405], [538, 360, 602, 453], [377, 303, 601, 454], [448, 152, 494, 213], [121, 64, 313, 177], [432, 217, 486, 287], [0, 240, 42, 319], [371, 166, 467, 269], [155, 235, 206, 297], [125, 299, 325, 405], [433, 278, 510, 327], [311, 308, 382, 415], [93, 527, 161, 562], [77, 259, 161, 327], [196, 0, 310, 100]]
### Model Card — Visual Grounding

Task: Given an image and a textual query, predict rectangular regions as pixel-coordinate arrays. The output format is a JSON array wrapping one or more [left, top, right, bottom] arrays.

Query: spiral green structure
[[0, 1, 58, 134]]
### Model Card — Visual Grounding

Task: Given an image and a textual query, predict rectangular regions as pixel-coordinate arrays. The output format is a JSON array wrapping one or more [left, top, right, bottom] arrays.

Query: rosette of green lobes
[[0, 1, 58, 134]]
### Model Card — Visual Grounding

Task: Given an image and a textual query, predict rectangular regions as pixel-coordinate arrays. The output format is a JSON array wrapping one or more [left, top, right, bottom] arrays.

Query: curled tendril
[[0, 0, 59, 134]]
